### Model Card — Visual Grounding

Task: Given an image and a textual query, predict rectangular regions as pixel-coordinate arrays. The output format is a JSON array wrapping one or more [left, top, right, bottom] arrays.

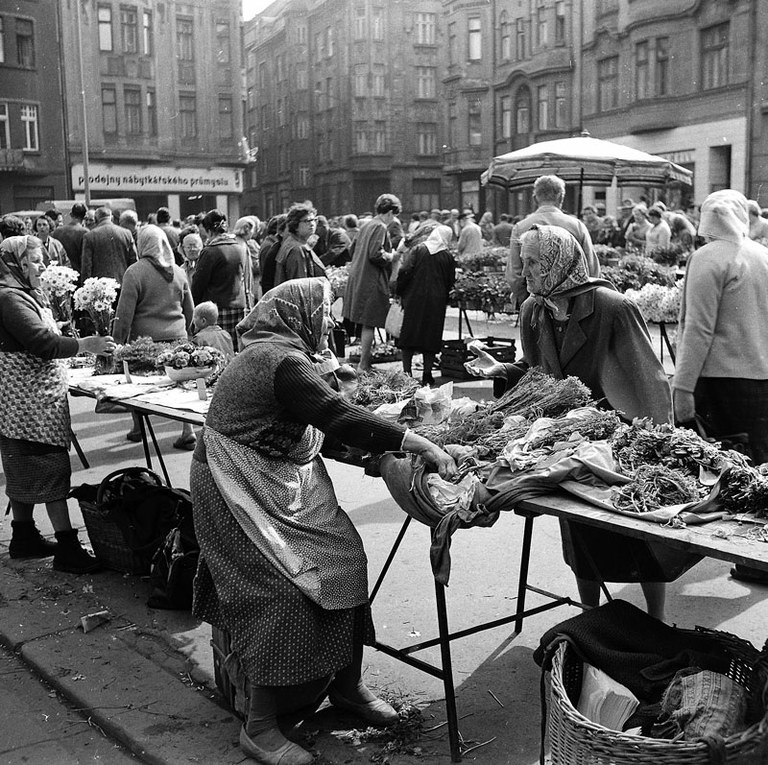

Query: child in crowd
[[190, 301, 235, 360]]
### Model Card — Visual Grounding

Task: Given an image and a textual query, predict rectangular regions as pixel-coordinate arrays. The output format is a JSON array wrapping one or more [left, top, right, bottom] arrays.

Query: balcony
[[0, 149, 25, 171]]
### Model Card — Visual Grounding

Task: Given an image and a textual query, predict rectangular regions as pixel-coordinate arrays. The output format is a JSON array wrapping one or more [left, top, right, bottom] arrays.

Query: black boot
[[53, 530, 102, 574], [9, 521, 58, 559]]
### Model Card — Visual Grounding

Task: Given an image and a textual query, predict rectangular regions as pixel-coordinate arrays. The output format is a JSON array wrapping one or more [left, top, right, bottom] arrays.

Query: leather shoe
[[126, 430, 142, 442], [239, 727, 313, 765], [328, 689, 399, 727], [731, 565, 768, 585]]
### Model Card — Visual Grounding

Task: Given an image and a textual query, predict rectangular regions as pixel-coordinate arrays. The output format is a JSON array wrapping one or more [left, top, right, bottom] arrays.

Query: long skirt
[[0, 435, 70, 504], [190, 457, 374, 686]]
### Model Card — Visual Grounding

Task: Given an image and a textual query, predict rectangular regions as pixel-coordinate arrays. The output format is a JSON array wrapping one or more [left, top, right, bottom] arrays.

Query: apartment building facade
[[57, 0, 245, 222], [0, 0, 68, 213]]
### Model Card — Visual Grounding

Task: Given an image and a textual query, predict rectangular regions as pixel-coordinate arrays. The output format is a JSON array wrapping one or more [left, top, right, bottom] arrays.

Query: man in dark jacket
[[80, 206, 137, 283], [52, 203, 88, 274], [191, 210, 246, 347]]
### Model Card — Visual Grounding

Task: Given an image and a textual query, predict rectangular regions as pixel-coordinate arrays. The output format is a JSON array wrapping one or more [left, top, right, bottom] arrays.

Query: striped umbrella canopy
[[482, 133, 693, 191]]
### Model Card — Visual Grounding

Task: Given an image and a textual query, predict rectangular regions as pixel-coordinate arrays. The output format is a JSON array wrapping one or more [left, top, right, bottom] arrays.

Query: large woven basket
[[547, 628, 768, 765], [79, 498, 149, 575]]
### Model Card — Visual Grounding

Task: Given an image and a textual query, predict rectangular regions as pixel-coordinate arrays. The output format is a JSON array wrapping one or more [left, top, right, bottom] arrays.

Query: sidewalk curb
[[0, 560, 243, 764]]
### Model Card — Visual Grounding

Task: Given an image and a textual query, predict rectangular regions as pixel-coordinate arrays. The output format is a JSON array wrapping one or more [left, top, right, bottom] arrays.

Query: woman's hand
[[402, 431, 457, 479], [673, 388, 696, 424], [463, 347, 506, 379], [79, 335, 117, 356]]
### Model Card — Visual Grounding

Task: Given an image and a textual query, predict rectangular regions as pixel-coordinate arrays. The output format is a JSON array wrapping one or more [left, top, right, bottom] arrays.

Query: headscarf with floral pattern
[[0, 235, 47, 306]]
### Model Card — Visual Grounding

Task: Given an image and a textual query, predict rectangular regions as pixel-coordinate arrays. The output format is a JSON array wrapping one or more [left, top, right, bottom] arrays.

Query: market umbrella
[[481, 132, 693, 205]]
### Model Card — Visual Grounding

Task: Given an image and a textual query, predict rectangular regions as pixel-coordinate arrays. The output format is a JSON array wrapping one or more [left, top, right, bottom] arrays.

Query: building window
[[500, 13, 511, 61], [655, 37, 669, 96], [354, 123, 368, 153], [415, 12, 436, 44], [142, 11, 152, 55], [124, 87, 142, 134], [635, 41, 649, 100], [372, 66, 386, 97], [297, 24, 307, 44], [516, 88, 530, 134], [146, 89, 157, 135], [259, 62, 266, 90], [536, 1, 548, 47], [468, 98, 482, 146], [555, 1, 566, 44], [177, 18, 194, 61], [98, 6, 112, 52], [179, 94, 197, 139], [372, 8, 383, 41], [297, 115, 309, 139], [16, 18, 34, 68], [216, 20, 231, 64], [101, 87, 117, 134], [468, 18, 481, 61], [0, 103, 9, 149], [276, 54, 285, 82], [326, 27, 334, 56], [354, 67, 366, 97], [448, 22, 457, 65], [0, 18, 5, 63], [260, 103, 269, 131], [20, 103, 38, 151], [598, 56, 619, 110], [701, 23, 728, 90], [296, 67, 307, 90], [354, 7, 366, 39], [373, 122, 387, 153], [120, 8, 137, 54], [247, 87, 255, 110], [218, 95, 233, 139], [516, 18, 527, 60], [278, 145, 287, 173], [417, 123, 437, 155], [555, 81, 567, 127], [448, 101, 457, 148], [500, 95, 512, 139], [298, 166, 310, 187], [537, 84, 548, 130], [314, 31, 324, 58], [416, 67, 435, 98]]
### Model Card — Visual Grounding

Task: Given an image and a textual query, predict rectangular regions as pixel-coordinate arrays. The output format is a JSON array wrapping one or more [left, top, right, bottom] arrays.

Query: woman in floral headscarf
[[0, 236, 114, 574], [192, 278, 455, 765], [467, 225, 691, 622], [113, 224, 195, 448]]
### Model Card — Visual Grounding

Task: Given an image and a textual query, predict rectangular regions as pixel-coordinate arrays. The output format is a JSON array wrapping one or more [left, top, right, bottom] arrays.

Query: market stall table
[[67, 367, 207, 486], [371, 489, 768, 762]]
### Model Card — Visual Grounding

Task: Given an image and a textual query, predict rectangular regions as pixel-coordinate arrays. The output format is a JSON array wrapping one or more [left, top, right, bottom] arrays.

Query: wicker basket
[[79, 497, 150, 575], [547, 630, 768, 765], [211, 625, 250, 719]]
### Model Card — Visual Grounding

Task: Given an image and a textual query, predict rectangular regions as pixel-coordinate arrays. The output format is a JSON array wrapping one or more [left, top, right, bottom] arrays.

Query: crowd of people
[[2, 181, 768, 763]]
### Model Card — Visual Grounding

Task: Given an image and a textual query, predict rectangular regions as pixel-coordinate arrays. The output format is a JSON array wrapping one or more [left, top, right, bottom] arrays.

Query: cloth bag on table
[[379, 452, 498, 585]]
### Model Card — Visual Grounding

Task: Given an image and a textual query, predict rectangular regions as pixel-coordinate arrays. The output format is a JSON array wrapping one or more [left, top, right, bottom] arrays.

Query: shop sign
[[71, 163, 243, 194], [656, 150, 695, 165]]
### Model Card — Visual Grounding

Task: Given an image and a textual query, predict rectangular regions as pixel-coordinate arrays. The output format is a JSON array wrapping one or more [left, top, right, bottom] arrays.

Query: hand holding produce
[[464, 344, 506, 379]]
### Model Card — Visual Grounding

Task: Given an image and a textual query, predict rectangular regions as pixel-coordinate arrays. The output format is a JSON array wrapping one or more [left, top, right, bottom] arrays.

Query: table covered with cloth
[[379, 441, 733, 585]]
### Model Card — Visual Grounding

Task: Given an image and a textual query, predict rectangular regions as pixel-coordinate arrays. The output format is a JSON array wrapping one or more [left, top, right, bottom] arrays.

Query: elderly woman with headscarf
[[674, 190, 768, 585], [624, 204, 651, 253], [466, 225, 693, 621], [113, 225, 196, 449], [395, 224, 456, 385], [191, 278, 455, 764], [0, 236, 114, 573]]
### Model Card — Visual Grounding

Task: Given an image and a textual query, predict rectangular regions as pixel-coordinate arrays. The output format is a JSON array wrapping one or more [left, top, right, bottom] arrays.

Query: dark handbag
[[95, 467, 188, 572]]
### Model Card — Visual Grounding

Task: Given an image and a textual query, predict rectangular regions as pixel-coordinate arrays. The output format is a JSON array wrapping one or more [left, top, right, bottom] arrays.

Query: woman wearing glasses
[[273, 203, 327, 287]]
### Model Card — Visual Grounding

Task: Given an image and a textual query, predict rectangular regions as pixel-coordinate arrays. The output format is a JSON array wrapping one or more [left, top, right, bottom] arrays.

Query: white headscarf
[[423, 224, 453, 254], [697, 190, 749, 245]]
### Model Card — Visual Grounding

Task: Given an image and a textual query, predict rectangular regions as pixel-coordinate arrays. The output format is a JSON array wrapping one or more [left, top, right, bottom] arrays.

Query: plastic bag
[[384, 301, 404, 338]]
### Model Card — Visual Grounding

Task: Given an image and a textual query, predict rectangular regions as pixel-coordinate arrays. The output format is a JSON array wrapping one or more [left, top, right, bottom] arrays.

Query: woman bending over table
[[191, 277, 456, 765], [0, 236, 115, 574], [467, 224, 698, 622]]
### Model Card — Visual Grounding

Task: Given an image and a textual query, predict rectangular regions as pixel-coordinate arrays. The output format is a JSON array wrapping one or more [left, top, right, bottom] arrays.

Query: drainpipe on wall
[[744, 0, 757, 195]]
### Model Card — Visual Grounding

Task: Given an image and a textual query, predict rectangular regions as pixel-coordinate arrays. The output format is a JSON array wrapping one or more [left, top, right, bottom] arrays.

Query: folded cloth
[[533, 600, 736, 703], [652, 667, 748, 751], [379, 453, 498, 585]]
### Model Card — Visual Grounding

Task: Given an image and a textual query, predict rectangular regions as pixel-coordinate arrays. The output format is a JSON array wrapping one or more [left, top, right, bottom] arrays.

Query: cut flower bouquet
[[39, 265, 79, 333], [73, 277, 119, 336]]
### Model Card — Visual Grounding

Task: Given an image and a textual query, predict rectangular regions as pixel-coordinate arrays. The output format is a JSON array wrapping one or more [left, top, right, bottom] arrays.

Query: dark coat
[[396, 244, 456, 353], [500, 287, 671, 424], [191, 233, 246, 309], [81, 220, 137, 283]]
